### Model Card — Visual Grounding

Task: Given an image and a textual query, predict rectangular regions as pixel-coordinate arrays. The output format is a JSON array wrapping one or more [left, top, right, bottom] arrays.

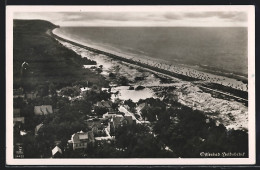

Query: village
[[13, 81, 156, 158]]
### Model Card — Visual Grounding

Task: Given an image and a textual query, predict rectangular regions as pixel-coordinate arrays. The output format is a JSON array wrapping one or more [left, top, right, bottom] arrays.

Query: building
[[102, 112, 116, 119], [25, 91, 38, 100], [80, 87, 92, 96], [101, 88, 110, 92], [13, 108, 21, 117], [86, 118, 102, 128], [13, 88, 25, 99], [123, 115, 135, 125], [86, 118, 103, 134], [68, 131, 95, 150], [13, 117, 25, 125], [109, 115, 124, 129], [52, 146, 62, 158], [108, 115, 135, 134], [96, 100, 114, 112], [35, 123, 44, 135], [107, 115, 124, 135], [34, 105, 53, 115]]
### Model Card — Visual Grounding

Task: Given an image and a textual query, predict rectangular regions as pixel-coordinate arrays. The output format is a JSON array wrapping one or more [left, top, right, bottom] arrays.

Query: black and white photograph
[[6, 5, 255, 165]]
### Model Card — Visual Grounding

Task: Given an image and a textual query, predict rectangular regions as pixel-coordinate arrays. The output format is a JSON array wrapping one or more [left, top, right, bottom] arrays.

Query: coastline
[[51, 28, 248, 98], [52, 28, 248, 83], [51, 29, 248, 130]]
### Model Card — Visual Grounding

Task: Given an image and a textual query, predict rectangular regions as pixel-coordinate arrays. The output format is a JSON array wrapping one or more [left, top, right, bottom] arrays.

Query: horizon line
[[13, 19, 248, 28]]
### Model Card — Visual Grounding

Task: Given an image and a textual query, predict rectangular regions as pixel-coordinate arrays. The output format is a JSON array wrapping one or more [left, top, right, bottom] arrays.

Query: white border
[[6, 5, 255, 165]]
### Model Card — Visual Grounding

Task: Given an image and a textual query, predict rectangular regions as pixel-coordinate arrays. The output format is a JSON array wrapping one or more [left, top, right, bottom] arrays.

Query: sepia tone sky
[[14, 11, 248, 27]]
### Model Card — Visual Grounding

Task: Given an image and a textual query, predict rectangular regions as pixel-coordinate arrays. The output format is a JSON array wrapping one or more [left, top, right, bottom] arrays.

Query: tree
[[94, 106, 108, 116], [98, 91, 111, 101], [118, 76, 129, 86], [60, 86, 80, 97], [36, 84, 49, 97], [114, 123, 173, 158], [140, 106, 158, 122], [124, 99, 136, 113], [109, 72, 116, 78]]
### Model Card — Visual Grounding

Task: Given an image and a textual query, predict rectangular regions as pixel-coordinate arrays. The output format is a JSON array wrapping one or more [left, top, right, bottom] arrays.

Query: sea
[[53, 27, 248, 78]]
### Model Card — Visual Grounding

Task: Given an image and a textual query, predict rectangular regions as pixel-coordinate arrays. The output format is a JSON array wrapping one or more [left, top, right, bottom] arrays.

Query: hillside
[[13, 19, 108, 91]]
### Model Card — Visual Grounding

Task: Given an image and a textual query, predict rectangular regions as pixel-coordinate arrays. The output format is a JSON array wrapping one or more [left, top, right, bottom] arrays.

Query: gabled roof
[[71, 131, 89, 143], [79, 133, 88, 140], [34, 105, 53, 115], [13, 117, 25, 123], [97, 100, 112, 108], [71, 131, 95, 143], [52, 146, 62, 155]]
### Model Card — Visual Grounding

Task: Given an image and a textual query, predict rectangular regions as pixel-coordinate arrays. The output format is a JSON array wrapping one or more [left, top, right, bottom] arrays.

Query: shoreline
[[53, 27, 248, 82], [50, 29, 248, 100]]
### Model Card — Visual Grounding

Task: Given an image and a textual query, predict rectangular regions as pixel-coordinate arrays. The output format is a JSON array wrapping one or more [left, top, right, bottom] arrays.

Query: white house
[[68, 131, 95, 150]]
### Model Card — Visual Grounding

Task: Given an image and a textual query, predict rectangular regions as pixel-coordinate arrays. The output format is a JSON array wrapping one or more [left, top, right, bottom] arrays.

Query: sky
[[14, 11, 248, 27]]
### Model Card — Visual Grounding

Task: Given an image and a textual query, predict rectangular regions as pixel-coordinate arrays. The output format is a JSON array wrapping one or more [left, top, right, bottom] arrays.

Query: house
[[34, 105, 53, 115], [86, 118, 102, 134], [13, 117, 25, 125], [123, 115, 135, 125], [80, 87, 91, 96], [13, 117, 25, 129], [13, 108, 21, 117], [96, 100, 114, 112], [107, 115, 124, 135], [111, 115, 124, 129], [20, 130, 27, 136], [108, 115, 135, 134], [101, 88, 110, 92], [13, 88, 25, 99], [35, 123, 44, 135], [86, 118, 102, 128], [80, 86, 91, 92], [25, 91, 38, 100], [102, 112, 116, 119], [96, 100, 112, 108], [14, 143, 24, 158], [68, 131, 95, 150], [52, 146, 62, 158]]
